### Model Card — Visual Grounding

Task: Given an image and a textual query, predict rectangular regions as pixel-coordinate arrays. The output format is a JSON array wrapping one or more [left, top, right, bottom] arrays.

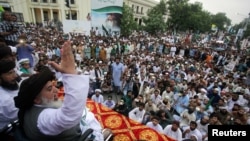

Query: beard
[[200, 120, 208, 125], [220, 110, 227, 114], [232, 98, 238, 101], [1, 78, 19, 90], [41, 97, 63, 109], [171, 127, 177, 132], [190, 127, 195, 131]]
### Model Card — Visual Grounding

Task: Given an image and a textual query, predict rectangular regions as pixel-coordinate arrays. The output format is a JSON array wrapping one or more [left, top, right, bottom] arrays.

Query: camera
[[19, 39, 25, 44]]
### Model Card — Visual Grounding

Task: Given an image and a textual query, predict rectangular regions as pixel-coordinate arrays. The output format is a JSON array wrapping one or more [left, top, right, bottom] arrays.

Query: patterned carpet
[[86, 99, 176, 141]]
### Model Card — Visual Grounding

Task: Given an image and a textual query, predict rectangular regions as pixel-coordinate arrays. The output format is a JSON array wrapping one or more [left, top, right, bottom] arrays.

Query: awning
[[0, 2, 10, 8]]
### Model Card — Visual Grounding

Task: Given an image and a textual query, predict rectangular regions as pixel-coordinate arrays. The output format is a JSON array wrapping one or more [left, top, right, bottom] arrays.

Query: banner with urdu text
[[91, 0, 123, 36]]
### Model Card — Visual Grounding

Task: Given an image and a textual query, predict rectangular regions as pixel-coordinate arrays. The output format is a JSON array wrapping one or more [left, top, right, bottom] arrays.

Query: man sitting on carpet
[[146, 116, 164, 134], [163, 120, 183, 141], [103, 95, 116, 109], [91, 89, 104, 104], [129, 102, 146, 123], [14, 41, 111, 141]]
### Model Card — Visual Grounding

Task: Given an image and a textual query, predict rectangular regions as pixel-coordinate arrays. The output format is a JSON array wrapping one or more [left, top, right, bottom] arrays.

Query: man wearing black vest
[[14, 41, 111, 141], [90, 62, 103, 91]]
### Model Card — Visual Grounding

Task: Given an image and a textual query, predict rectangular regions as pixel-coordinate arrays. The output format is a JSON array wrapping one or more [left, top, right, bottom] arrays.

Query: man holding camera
[[16, 35, 35, 69], [0, 11, 20, 46]]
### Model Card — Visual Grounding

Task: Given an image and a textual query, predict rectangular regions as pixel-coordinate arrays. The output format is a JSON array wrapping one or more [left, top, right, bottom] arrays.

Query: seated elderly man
[[14, 41, 111, 141], [91, 89, 104, 103]]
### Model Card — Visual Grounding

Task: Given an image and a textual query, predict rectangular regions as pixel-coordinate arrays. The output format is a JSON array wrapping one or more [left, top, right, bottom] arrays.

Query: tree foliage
[[166, 0, 231, 33], [120, 4, 137, 37], [211, 12, 231, 31], [166, 0, 190, 32], [142, 0, 167, 34]]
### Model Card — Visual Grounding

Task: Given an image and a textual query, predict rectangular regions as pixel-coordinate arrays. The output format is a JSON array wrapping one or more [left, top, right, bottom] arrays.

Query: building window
[[51, 0, 57, 3], [72, 12, 77, 20], [141, 7, 143, 14], [66, 13, 70, 20], [43, 11, 49, 21], [136, 6, 139, 13], [53, 11, 58, 20], [70, 0, 75, 4], [42, 0, 48, 3], [31, 0, 38, 2], [139, 19, 142, 25]]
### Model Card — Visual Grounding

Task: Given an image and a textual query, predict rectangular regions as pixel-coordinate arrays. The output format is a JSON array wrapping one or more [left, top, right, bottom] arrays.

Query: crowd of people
[[0, 10, 250, 141]]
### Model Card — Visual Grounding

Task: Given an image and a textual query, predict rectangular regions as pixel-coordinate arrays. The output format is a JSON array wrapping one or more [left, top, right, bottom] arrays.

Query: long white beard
[[41, 97, 63, 109]]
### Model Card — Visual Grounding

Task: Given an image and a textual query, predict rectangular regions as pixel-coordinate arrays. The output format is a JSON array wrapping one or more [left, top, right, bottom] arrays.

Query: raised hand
[[49, 41, 76, 74]]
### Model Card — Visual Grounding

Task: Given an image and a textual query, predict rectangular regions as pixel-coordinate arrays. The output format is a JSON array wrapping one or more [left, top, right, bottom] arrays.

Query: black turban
[[0, 46, 12, 60], [0, 60, 16, 74], [14, 67, 55, 110]]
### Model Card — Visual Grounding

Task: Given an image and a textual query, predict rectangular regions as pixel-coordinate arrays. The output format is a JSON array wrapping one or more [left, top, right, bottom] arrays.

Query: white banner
[[63, 20, 91, 36], [91, 0, 123, 36], [92, 0, 123, 11]]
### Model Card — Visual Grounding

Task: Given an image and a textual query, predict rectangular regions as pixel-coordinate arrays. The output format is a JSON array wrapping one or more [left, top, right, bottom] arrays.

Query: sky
[[155, 0, 250, 25]]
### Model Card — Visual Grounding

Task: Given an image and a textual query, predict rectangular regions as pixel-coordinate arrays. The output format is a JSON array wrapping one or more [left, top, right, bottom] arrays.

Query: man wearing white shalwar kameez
[[163, 121, 183, 141], [129, 103, 146, 123], [146, 116, 163, 134], [111, 57, 124, 94]]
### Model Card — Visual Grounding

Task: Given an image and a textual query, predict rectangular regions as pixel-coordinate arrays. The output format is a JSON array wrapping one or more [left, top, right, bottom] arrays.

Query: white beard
[[41, 97, 63, 109]]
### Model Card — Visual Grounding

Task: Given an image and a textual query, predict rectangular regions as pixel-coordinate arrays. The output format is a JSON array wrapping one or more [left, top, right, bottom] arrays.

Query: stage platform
[[86, 99, 175, 141]]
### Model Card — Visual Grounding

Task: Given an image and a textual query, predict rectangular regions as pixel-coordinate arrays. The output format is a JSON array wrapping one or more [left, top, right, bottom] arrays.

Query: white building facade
[[0, 0, 158, 25], [124, 0, 158, 25]]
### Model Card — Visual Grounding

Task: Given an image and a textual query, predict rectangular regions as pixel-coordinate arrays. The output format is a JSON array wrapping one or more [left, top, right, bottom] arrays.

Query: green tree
[[211, 12, 231, 31], [120, 4, 137, 37], [167, 0, 212, 33], [142, 0, 167, 34], [186, 2, 212, 32], [166, 0, 190, 32]]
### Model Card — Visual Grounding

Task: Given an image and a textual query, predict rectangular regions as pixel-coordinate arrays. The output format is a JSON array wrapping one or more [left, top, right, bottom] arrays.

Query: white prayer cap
[[214, 88, 219, 92], [77, 69, 82, 74], [247, 118, 250, 125], [219, 106, 228, 110], [83, 71, 90, 75], [9, 46, 17, 53], [95, 89, 102, 93], [99, 61, 102, 64], [200, 88, 207, 93], [243, 107, 249, 112], [31, 42, 36, 46], [191, 134, 198, 141], [203, 97, 209, 101], [18, 58, 29, 65]]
